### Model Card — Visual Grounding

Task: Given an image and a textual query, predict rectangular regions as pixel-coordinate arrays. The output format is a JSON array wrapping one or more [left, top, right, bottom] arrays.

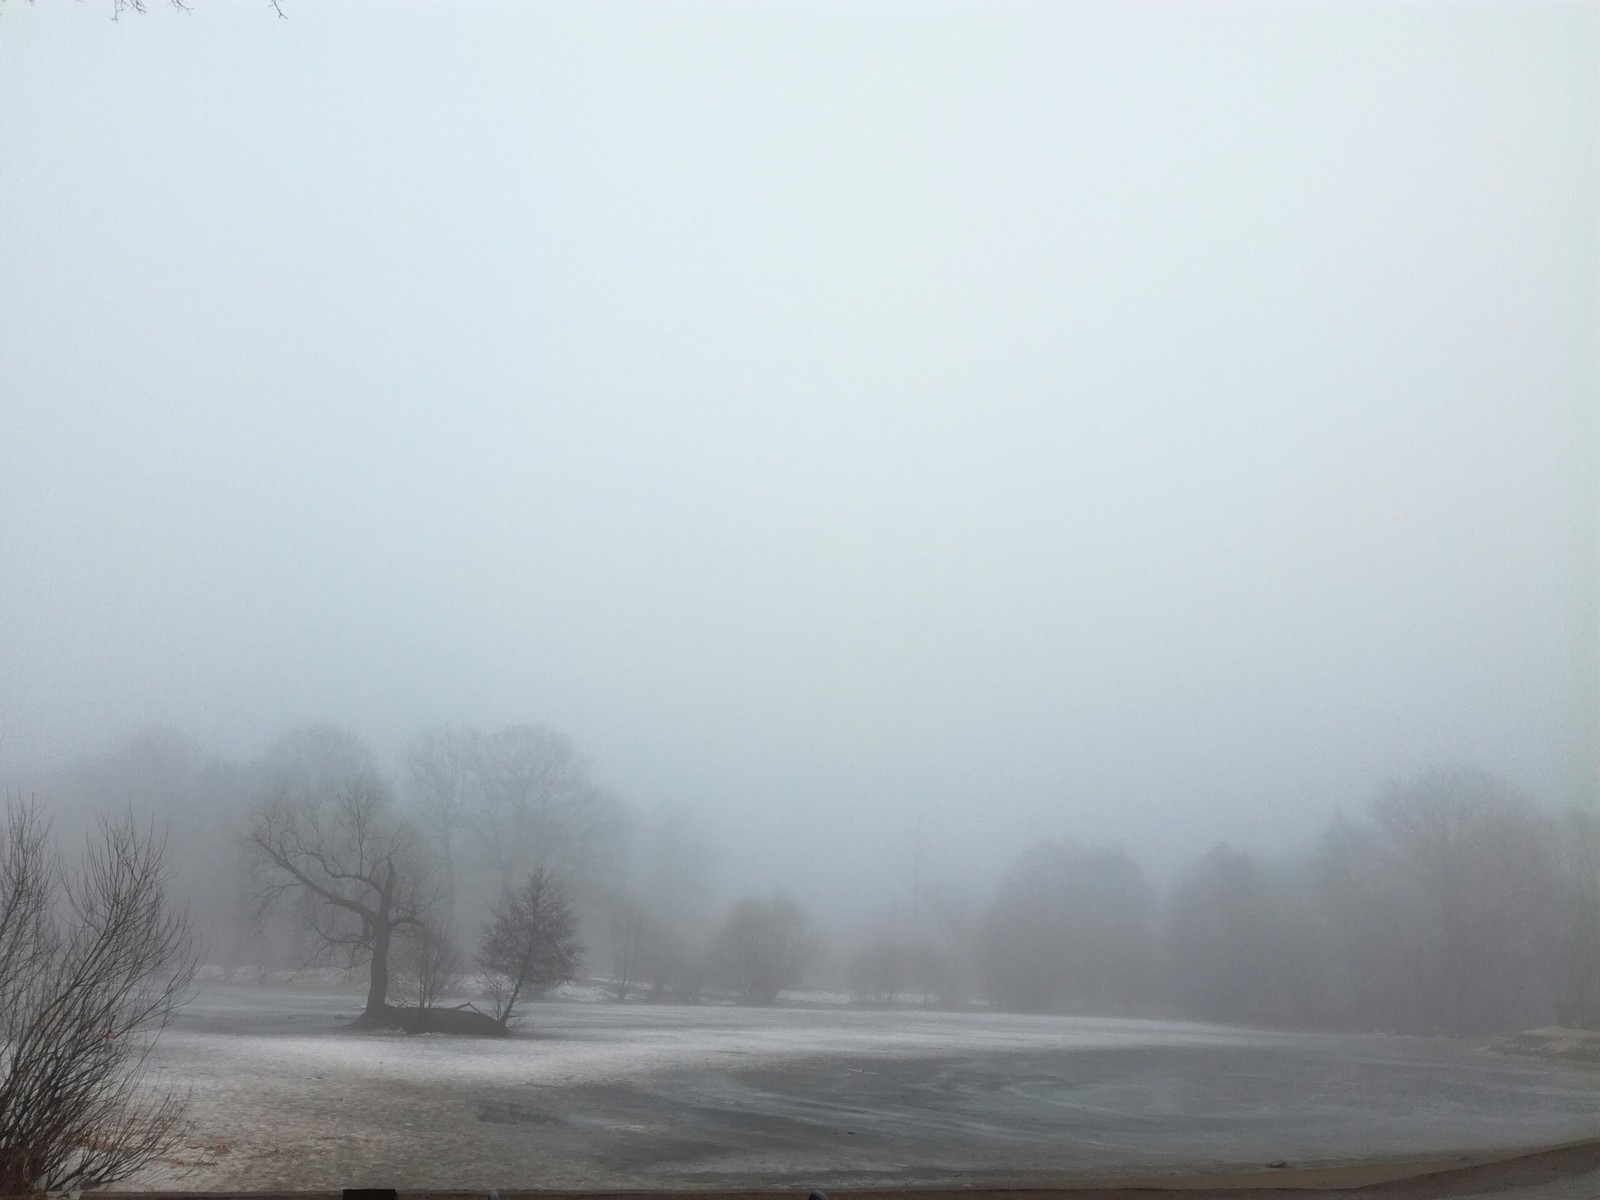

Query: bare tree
[[1315, 812, 1413, 1029], [1371, 767, 1559, 1034], [1164, 843, 1322, 1026], [48, 728, 255, 983], [629, 809, 719, 1004], [710, 894, 815, 1005], [467, 725, 624, 891], [605, 889, 652, 1002], [477, 867, 582, 1029], [1559, 805, 1600, 1028], [248, 726, 433, 1025], [405, 725, 475, 925], [982, 840, 1154, 1015], [0, 802, 197, 1194], [847, 931, 906, 1006]]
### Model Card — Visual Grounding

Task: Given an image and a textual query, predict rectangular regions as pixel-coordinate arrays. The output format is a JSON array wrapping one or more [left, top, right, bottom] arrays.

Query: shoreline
[[110, 1136, 1600, 1199]]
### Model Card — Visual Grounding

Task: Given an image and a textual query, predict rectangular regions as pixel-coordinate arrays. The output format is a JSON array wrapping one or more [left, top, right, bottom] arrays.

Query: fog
[[2, 3, 1595, 938]]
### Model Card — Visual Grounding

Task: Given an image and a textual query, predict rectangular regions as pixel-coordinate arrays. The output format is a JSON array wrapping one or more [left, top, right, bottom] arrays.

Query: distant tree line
[[35, 729, 1600, 1035], [38, 723, 817, 1026], [940, 766, 1578, 1035]]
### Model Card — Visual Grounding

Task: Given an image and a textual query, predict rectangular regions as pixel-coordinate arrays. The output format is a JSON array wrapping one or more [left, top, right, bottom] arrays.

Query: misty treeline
[[31, 726, 1600, 1036], [950, 766, 1590, 1036], [34, 723, 786, 1026]]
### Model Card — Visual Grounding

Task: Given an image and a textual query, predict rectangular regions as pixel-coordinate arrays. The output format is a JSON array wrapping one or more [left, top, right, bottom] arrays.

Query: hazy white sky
[[2, 1, 1596, 903]]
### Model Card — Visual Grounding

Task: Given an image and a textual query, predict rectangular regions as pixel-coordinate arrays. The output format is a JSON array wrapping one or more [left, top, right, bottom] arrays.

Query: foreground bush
[[0, 804, 196, 1194]]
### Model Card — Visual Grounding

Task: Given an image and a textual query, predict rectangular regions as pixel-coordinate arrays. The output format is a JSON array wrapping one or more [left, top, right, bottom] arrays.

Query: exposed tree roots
[[347, 1003, 507, 1036]]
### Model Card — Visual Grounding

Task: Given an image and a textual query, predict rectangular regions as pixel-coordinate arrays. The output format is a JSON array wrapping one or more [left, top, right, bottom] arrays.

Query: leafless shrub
[[398, 922, 464, 1010], [605, 889, 653, 1002], [98, 0, 286, 18], [0, 802, 197, 1195]]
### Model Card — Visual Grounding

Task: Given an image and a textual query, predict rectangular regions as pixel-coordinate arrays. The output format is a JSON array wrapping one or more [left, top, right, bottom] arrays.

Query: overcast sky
[[2, 1, 1595, 906]]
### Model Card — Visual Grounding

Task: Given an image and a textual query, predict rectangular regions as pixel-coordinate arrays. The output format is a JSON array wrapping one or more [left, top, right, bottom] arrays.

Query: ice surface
[[117, 986, 1600, 1194]]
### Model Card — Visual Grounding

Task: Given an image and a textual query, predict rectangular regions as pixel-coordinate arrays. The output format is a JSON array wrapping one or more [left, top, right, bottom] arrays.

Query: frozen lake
[[119, 986, 1600, 1193]]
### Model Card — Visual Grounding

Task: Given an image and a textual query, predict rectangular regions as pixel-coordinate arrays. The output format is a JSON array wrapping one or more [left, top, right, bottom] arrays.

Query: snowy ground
[[117, 986, 1600, 1193]]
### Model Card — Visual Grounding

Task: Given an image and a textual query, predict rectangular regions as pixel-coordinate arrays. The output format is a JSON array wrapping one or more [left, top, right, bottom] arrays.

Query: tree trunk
[[364, 864, 396, 1019], [366, 927, 391, 1016]]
